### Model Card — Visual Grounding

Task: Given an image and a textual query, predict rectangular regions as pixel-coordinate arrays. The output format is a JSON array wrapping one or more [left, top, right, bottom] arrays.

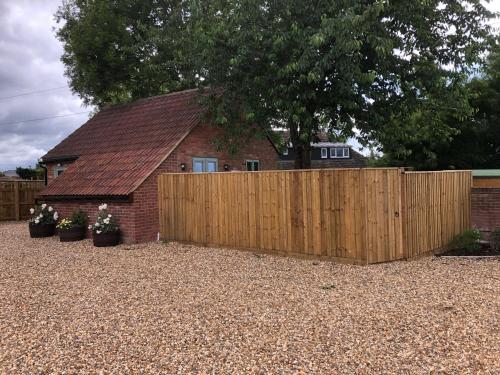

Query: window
[[54, 166, 67, 177], [246, 160, 260, 171], [283, 148, 289, 156], [321, 148, 328, 158], [192, 157, 218, 172], [330, 147, 350, 159]]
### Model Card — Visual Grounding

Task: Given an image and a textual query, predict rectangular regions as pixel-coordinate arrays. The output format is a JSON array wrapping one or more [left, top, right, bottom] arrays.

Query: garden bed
[[437, 244, 500, 257]]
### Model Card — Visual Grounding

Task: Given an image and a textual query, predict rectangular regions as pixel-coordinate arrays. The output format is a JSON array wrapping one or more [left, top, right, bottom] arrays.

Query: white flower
[[96, 230, 102, 234], [30, 208, 35, 214], [48, 206, 53, 212], [41, 204, 47, 209], [88, 225, 93, 230], [53, 212, 59, 220], [95, 222, 100, 227], [102, 203, 108, 210], [39, 214, 43, 219], [34, 219, 39, 224], [108, 214, 112, 218], [103, 218, 110, 224]]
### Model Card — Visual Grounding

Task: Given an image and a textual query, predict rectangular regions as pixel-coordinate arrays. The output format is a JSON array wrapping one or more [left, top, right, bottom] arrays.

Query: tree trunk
[[294, 143, 312, 169], [289, 124, 312, 169]]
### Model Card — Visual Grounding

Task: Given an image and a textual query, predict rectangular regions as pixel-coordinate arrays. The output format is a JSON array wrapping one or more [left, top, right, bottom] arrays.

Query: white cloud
[[0, 0, 91, 171]]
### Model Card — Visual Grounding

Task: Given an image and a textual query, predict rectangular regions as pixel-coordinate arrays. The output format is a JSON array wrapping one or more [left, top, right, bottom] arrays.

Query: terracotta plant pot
[[29, 222, 56, 238], [59, 225, 86, 242], [92, 230, 120, 247]]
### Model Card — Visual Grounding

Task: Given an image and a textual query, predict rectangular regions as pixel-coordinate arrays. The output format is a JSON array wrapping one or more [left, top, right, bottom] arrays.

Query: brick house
[[278, 132, 367, 169], [37, 89, 279, 243]]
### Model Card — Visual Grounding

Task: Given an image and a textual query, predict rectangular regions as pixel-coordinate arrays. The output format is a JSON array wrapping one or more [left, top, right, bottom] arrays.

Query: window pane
[[253, 161, 259, 171], [336, 148, 343, 157], [321, 148, 327, 158], [330, 148, 335, 158], [193, 160, 203, 172], [343, 148, 349, 157], [246, 161, 253, 171], [206, 161, 217, 172]]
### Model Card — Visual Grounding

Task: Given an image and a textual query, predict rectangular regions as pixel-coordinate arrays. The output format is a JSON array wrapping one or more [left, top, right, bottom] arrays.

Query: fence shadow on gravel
[[158, 168, 471, 264]]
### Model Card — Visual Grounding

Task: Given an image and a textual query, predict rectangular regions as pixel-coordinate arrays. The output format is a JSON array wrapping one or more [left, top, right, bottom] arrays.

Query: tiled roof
[[39, 89, 204, 197]]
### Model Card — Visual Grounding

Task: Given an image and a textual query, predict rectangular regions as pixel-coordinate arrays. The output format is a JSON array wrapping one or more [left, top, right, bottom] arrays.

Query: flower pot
[[29, 222, 55, 238], [59, 225, 86, 242], [92, 230, 120, 247]]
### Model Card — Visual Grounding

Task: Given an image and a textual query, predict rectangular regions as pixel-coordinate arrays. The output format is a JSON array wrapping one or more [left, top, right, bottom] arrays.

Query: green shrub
[[490, 229, 500, 250], [71, 210, 88, 227], [449, 229, 482, 253]]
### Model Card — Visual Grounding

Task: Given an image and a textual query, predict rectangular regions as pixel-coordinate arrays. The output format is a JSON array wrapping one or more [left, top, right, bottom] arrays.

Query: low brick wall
[[472, 187, 500, 239]]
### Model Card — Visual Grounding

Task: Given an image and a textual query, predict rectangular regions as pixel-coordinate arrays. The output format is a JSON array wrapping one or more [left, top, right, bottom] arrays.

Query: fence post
[[14, 181, 20, 221], [399, 169, 406, 259]]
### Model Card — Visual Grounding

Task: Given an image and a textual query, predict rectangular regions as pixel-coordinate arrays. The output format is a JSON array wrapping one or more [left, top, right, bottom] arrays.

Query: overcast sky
[[0, 1, 499, 171]]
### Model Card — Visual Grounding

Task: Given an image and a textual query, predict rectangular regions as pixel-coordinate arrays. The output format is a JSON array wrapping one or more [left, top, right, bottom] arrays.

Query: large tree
[[377, 40, 500, 170], [56, 0, 193, 107], [57, 1, 495, 167], [188, 0, 494, 168]]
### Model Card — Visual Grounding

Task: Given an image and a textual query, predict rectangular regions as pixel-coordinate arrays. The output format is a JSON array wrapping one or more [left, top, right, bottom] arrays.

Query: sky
[[0, 1, 500, 171]]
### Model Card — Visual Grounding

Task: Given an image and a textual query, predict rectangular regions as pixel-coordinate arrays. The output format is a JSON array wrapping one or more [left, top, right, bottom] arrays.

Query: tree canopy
[[56, 0, 495, 168], [377, 41, 500, 170]]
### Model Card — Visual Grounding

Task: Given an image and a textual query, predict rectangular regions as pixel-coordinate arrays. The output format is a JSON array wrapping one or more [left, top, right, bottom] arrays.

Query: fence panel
[[0, 181, 44, 221], [159, 169, 471, 264], [402, 171, 472, 258]]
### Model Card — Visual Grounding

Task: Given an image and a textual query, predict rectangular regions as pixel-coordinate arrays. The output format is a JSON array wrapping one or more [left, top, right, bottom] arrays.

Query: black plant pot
[[92, 230, 120, 247], [29, 222, 56, 238], [59, 225, 86, 242]]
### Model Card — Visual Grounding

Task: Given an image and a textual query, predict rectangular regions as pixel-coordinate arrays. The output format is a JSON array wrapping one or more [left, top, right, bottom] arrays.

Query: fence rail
[[158, 169, 471, 264], [0, 180, 45, 221]]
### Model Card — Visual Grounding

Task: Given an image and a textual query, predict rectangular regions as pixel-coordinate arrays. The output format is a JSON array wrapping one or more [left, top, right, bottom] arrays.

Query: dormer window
[[283, 148, 289, 156], [321, 148, 328, 158], [54, 166, 67, 177], [330, 147, 350, 158]]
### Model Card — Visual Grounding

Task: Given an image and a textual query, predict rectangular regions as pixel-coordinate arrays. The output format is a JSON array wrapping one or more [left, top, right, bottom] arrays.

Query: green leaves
[[56, 0, 495, 169]]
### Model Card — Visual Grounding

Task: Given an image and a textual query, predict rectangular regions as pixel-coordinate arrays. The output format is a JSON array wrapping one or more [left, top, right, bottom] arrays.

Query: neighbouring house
[[278, 132, 367, 169], [37, 89, 279, 243]]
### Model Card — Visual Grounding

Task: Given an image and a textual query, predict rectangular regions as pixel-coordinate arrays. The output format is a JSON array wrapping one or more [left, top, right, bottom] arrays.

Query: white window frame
[[54, 166, 67, 177], [246, 160, 260, 171], [283, 148, 288, 156], [192, 157, 218, 172], [321, 148, 328, 159], [330, 147, 350, 159]]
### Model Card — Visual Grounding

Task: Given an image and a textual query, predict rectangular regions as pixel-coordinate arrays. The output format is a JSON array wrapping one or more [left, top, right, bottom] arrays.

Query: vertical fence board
[[0, 181, 44, 221]]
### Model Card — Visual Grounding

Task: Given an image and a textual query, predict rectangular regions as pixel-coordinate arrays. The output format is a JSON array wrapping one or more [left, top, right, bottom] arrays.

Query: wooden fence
[[0, 180, 45, 221], [158, 169, 471, 264]]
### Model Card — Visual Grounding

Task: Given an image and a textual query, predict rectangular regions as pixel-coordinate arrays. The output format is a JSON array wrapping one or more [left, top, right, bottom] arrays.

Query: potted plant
[[89, 204, 120, 247], [28, 204, 58, 238], [57, 210, 88, 242]]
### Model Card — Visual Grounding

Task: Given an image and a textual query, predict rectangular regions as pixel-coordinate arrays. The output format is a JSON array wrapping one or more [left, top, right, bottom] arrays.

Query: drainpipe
[[38, 158, 48, 186]]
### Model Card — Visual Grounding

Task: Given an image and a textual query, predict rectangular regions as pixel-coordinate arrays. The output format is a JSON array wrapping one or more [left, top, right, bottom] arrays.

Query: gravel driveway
[[0, 222, 499, 374]]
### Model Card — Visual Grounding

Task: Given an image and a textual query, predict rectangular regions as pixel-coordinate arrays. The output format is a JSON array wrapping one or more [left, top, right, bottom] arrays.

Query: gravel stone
[[0, 222, 499, 374]]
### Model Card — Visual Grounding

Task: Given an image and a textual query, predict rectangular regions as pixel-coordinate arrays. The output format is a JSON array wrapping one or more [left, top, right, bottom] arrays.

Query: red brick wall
[[41, 123, 278, 243], [169, 123, 278, 172], [39, 201, 138, 243], [471, 187, 500, 239]]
